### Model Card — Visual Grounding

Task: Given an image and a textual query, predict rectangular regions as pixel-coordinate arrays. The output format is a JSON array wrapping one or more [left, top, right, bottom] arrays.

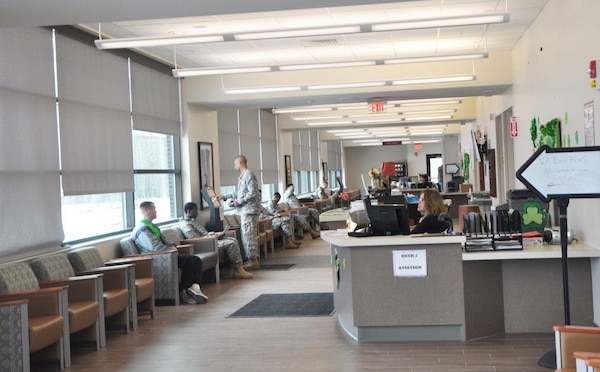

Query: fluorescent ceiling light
[[233, 26, 361, 40], [326, 129, 365, 134], [173, 66, 271, 78], [392, 75, 475, 85], [355, 118, 405, 124], [384, 53, 488, 64], [224, 86, 301, 94], [371, 13, 509, 31], [353, 139, 382, 143], [279, 61, 376, 71], [403, 109, 457, 115], [293, 115, 344, 121], [404, 115, 453, 121], [273, 107, 332, 114], [388, 97, 462, 105], [95, 35, 224, 49], [307, 81, 386, 90], [307, 121, 353, 126]]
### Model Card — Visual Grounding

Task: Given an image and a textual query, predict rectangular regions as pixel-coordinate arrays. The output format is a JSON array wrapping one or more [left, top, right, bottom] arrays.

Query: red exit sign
[[370, 101, 386, 113]]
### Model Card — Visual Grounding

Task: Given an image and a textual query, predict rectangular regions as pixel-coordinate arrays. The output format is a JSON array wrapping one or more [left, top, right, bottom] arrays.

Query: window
[[133, 131, 180, 223], [62, 193, 127, 242]]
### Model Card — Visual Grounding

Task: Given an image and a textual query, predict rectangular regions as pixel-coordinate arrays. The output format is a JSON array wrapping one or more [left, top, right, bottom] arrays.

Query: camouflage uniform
[[226, 168, 260, 261], [258, 205, 294, 237], [179, 217, 243, 266], [132, 221, 204, 290], [268, 198, 312, 233], [284, 185, 320, 225]]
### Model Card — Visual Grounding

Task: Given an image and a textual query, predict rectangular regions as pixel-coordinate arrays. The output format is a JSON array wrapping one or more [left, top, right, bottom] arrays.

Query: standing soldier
[[220, 155, 261, 269]]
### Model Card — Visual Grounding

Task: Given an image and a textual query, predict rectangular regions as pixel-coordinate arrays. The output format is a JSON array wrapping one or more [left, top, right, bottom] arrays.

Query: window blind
[[0, 27, 64, 258], [55, 33, 134, 195], [259, 110, 278, 184], [217, 109, 240, 185]]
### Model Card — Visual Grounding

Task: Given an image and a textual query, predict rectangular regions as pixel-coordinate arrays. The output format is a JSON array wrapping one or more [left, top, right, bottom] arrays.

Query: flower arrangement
[[368, 168, 381, 179]]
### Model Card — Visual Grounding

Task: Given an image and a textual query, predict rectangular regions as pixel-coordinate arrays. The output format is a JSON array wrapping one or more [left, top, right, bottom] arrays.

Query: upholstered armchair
[[260, 217, 275, 256], [257, 218, 271, 259], [105, 255, 155, 326], [162, 226, 220, 283], [0, 263, 70, 369], [119, 237, 181, 305], [62, 251, 130, 337], [0, 299, 30, 371], [554, 325, 600, 371], [29, 255, 104, 350]]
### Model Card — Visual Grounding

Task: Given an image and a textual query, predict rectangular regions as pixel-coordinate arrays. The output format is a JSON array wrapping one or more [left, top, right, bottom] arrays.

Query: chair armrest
[[122, 249, 177, 258], [107, 256, 153, 279], [39, 274, 103, 303], [176, 244, 194, 255], [554, 325, 600, 335], [76, 264, 131, 290], [181, 237, 218, 254], [0, 299, 28, 307], [0, 286, 68, 317]]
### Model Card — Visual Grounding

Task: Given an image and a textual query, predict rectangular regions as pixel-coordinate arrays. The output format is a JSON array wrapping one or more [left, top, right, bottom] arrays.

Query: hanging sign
[[370, 101, 386, 113]]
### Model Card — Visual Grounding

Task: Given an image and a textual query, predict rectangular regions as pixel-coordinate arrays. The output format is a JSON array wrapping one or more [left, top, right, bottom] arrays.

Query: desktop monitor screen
[[364, 198, 410, 236]]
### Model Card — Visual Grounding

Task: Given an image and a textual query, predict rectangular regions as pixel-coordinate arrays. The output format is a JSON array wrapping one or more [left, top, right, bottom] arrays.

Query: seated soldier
[[283, 183, 320, 226], [314, 180, 339, 200], [132, 201, 208, 304], [257, 190, 301, 249], [270, 192, 320, 240], [179, 202, 253, 279]]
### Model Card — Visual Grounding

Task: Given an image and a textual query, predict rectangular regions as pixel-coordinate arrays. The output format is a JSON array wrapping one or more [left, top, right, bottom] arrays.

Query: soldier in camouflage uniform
[[220, 155, 261, 269], [257, 190, 301, 249], [179, 202, 253, 279], [270, 192, 320, 240], [284, 184, 321, 226]]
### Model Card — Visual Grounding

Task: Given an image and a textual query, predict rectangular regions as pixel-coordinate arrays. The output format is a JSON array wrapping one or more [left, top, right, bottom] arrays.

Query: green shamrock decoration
[[521, 202, 547, 232]]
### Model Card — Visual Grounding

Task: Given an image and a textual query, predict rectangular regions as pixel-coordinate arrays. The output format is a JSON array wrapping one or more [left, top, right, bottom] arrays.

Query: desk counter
[[323, 231, 600, 342]]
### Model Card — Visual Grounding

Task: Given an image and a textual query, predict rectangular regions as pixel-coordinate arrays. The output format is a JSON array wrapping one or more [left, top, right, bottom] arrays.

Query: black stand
[[201, 188, 223, 232], [537, 197, 570, 370]]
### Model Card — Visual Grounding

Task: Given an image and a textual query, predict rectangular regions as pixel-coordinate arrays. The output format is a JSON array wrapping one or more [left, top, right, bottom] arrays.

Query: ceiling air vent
[[304, 38, 339, 46]]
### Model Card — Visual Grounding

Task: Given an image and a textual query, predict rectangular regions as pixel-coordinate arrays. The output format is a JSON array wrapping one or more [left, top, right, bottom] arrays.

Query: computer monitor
[[364, 198, 410, 236]]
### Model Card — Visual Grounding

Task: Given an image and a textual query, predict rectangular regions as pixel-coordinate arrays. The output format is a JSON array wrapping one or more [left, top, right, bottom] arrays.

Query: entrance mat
[[257, 264, 295, 271], [229, 292, 334, 317]]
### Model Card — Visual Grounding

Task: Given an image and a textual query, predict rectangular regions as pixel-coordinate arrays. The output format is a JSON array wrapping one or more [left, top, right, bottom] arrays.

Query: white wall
[[478, 0, 600, 247]]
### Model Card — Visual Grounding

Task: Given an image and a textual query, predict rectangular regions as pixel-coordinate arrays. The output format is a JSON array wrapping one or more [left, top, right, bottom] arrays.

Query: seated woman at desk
[[410, 189, 449, 234]]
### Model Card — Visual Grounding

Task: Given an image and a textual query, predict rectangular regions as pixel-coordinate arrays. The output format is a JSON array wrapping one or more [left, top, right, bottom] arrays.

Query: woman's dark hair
[[184, 202, 198, 213]]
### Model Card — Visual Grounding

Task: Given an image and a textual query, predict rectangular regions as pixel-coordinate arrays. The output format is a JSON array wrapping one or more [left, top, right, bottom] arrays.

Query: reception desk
[[323, 231, 600, 342]]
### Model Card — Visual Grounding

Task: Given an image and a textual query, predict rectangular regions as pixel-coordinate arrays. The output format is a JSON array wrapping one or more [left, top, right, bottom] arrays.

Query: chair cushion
[[68, 300, 100, 334], [120, 238, 140, 256], [103, 288, 129, 317], [28, 314, 64, 353], [67, 247, 105, 271], [135, 278, 154, 302], [30, 255, 75, 281], [0, 264, 41, 294], [194, 252, 218, 272]]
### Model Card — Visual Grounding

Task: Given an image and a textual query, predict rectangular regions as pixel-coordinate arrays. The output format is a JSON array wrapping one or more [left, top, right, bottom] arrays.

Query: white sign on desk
[[393, 250, 427, 277]]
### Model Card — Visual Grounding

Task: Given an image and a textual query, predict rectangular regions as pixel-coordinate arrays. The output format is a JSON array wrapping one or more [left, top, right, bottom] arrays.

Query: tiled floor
[[54, 235, 554, 371]]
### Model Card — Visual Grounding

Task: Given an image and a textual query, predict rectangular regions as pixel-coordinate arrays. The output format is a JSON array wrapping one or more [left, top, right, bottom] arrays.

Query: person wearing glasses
[[410, 188, 448, 234]]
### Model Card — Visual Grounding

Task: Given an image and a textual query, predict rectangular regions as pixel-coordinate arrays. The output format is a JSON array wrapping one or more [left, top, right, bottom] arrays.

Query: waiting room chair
[[161, 226, 220, 283], [29, 255, 104, 350], [0, 263, 70, 369], [554, 325, 600, 371], [119, 237, 181, 305], [0, 299, 30, 371], [63, 251, 131, 338]]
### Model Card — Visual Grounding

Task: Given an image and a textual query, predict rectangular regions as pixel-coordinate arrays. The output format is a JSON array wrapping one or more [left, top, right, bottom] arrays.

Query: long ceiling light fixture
[[173, 53, 486, 78], [95, 12, 509, 50], [226, 75, 474, 95]]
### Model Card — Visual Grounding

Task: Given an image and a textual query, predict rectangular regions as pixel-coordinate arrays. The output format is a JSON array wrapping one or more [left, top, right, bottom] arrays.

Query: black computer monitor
[[364, 198, 410, 236]]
